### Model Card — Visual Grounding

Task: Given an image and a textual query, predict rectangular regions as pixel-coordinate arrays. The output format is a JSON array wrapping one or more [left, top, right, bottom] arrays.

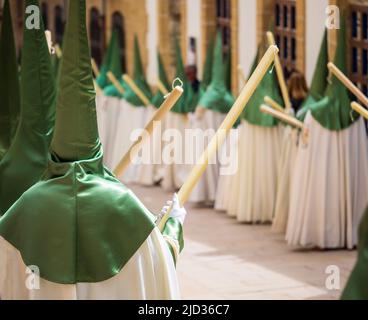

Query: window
[[349, 3, 368, 96], [216, 0, 231, 54], [54, 5, 64, 45], [111, 11, 126, 72], [41, 2, 48, 29], [90, 7, 103, 66], [275, 0, 297, 77]]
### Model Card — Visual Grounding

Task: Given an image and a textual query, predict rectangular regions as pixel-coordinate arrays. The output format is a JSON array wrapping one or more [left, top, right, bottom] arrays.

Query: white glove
[[159, 193, 187, 225]]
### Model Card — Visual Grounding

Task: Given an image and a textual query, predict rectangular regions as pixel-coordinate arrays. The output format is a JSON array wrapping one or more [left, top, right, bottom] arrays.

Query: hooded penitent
[[0, 0, 181, 299], [198, 31, 234, 114], [95, 31, 116, 89], [198, 38, 214, 98], [189, 31, 235, 204], [342, 207, 368, 299], [151, 52, 171, 108], [123, 35, 152, 106], [226, 46, 283, 222], [286, 18, 368, 249], [0, 0, 20, 160], [0, 0, 56, 217], [103, 30, 125, 98], [297, 29, 328, 121]]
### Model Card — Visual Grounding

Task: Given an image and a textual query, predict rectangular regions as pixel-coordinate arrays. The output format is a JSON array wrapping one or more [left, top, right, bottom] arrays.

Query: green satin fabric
[[0, 0, 21, 160], [0, 0, 158, 284], [151, 52, 170, 108], [199, 31, 235, 114], [103, 79, 126, 98], [341, 207, 368, 300], [95, 31, 118, 89], [124, 36, 152, 107], [162, 217, 184, 264], [242, 49, 282, 127], [0, 0, 56, 216], [297, 30, 328, 122], [310, 19, 358, 131], [0, 150, 156, 284], [199, 38, 214, 97], [172, 39, 196, 114]]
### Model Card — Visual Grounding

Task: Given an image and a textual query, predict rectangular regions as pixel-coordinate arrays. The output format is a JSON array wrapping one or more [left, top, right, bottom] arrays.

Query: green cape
[[308, 19, 358, 131], [103, 30, 124, 98], [199, 38, 214, 97], [242, 47, 282, 127], [224, 49, 232, 91], [341, 207, 368, 299], [95, 31, 117, 89], [0, 0, 20, 160], [297, 30, 328, 121], [0, 0, 156, 284], [172, 38, 197, 113], [123, 35, 153, 107], [0, 0, 56, 217], [151, 51, 171, 108], [199, 31, 234, 114]]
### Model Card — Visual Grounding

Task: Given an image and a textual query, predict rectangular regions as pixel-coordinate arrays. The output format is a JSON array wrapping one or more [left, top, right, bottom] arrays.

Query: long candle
[[260, 104, 304, 129], [123, 74, 151, 106], [328, 62, 368, 108], [267, 31, 292, 111], [351, 102, 368, 120], [107, 71, 126, 95], [158, 45, 279, 231], [264, 96, 285, 113], [91, 58, 100, 77], [114, 86, 184, 177]]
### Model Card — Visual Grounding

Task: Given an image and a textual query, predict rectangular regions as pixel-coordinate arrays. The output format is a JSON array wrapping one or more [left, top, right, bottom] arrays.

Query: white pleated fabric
[[188, 110, 226, 204], [134, 106, 162, 186], [160, 112, 190, 191], [96, 96, 123, 169], [286, 112, 368, 249], [110, 101, 147, 183], [272, 126, 299, 233], [227, 120, 282, 223], [0, 228, 180, 300], [215, 129, 239, 212]]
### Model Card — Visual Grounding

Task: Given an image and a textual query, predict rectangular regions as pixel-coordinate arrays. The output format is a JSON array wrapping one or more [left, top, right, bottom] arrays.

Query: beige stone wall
[[200, 0, 217, 69]]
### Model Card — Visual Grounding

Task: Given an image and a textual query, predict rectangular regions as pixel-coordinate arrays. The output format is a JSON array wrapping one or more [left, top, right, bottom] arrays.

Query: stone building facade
[[1, 0, 368, 96]]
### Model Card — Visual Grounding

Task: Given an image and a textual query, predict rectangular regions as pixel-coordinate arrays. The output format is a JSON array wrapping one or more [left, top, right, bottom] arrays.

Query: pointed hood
[[0, 0, 56, 216], [242, 46, 282, 127], [103, 30, 125, 98], [297, 30, 328, 120], [171, 38, 196, 113], [224, 49, 232, 91], [151, 51, 170, 108], [0, 0, 20, 159], [95, 31, 116, 89], [123, 35, 152, 106], [51, 0, 100, 161], [309, 18, 357, 131], [0, 0, 156, 285], [199, 37, 214, 95], [198, 31, 234, 114]]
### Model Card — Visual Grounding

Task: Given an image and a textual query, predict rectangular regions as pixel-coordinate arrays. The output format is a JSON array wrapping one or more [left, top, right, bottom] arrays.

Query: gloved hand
[[159, 193, 187, 225]]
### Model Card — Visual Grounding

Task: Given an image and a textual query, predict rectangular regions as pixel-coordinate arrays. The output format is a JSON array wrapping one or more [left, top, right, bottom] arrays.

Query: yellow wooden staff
[[260, 104, 304, 129], [158, 45, 279, 231], [107, 71, 126, 95], [266, 31, 292, 111], [157, 79, 169, 96], [91, 58, 100, 77], [351, 102, 368, 120], [328, 62, 368, 107], [122, 74, 151, 106], [264, 96, 285, 113], [114, 85, 184, 177]]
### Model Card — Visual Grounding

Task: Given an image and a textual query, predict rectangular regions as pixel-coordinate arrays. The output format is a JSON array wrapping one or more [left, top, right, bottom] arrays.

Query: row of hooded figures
[[0, 0, 366, 299]]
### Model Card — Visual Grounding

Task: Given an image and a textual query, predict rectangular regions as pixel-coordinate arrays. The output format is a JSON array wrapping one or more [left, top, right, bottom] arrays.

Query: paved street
[[129, 183, 357, 300]]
